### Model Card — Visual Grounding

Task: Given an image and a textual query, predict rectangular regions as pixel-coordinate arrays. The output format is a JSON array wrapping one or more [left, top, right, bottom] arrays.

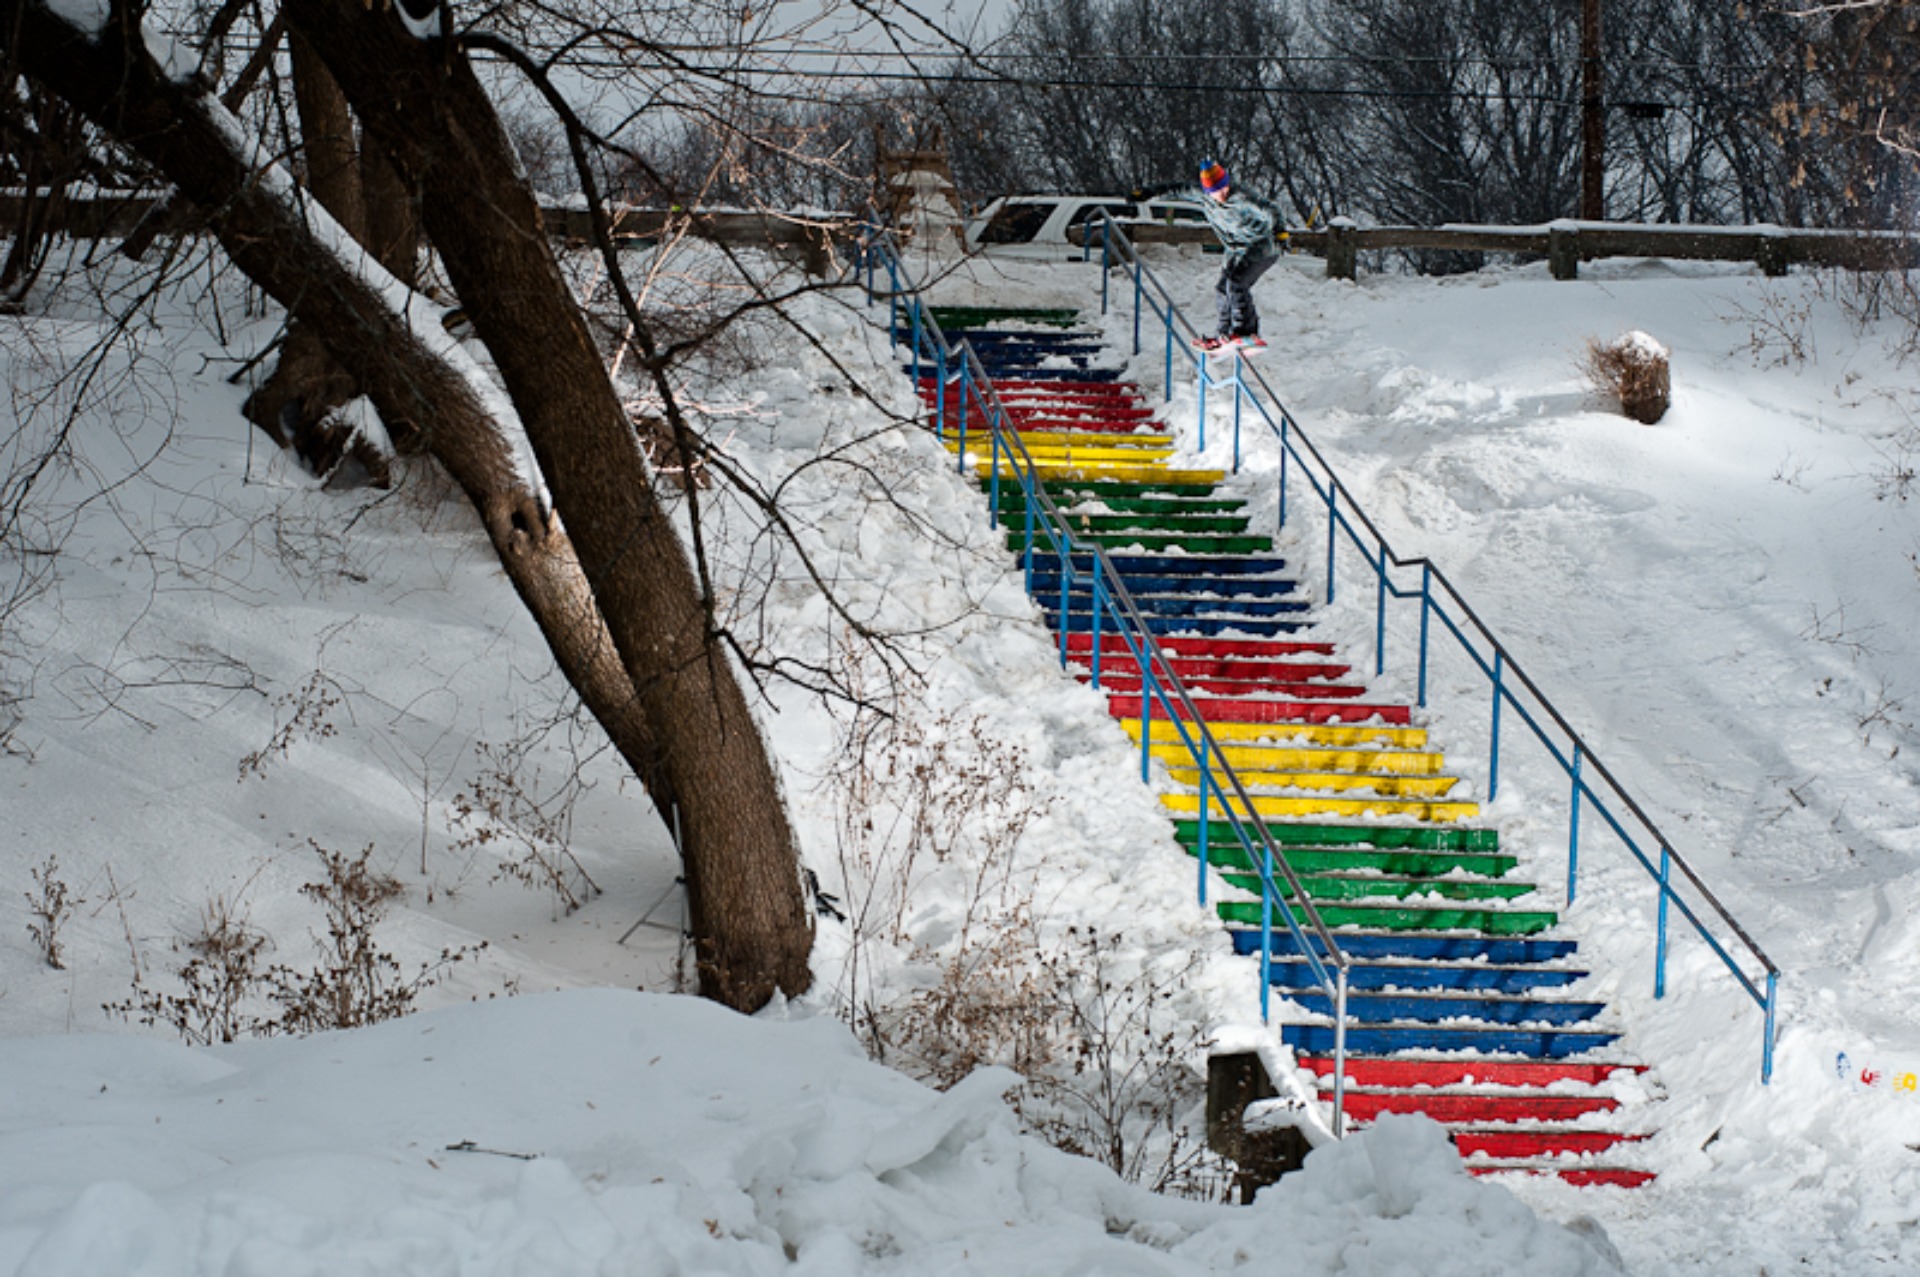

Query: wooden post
[[1206, 1052, 1310, 1203], [1581, 0, 1605, 221], [1326, 218, 1358, 281], [1549, 223, 1581, 281], [1755, 234, 1789, 278]]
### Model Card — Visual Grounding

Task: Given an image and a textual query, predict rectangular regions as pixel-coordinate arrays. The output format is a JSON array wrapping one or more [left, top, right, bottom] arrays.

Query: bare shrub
[[238, 667, 349, 779], [1584, 331, 1672, 425], [1723, 286, 1817, 368], [450, 740, 601, 916], [106, 842, 483, 1042], [24, 854, 81, 969]]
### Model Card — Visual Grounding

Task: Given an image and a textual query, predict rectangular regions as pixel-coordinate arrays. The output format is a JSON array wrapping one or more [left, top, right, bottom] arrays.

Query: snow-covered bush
[[1584, 330, 1671, 424]]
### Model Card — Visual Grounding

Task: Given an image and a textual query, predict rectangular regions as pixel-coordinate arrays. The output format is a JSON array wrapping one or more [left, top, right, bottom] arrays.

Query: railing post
[[1197, 732, 1211, 905], [935, 345, 948, 442], [1763, 971, 1778, 1085], [1058, 539, 1072, 669], [1100, 219, 1111, 313], [1091, 571, 1105, 689], [957, 359, 970, 476], [1023, 472, 1037, 596], [1279, 417, 1290, 529], [1332, 968, 1349, 1138], [989, 421, 1003, 529], [1325, 486, 1338, 604], [1417, 564, 1432, 708], [1163, 304, 1175, 405], [1197, 360, 1209, 452], [1231, 358, 1244, 474], [1140, 674, 1153, 783], [1568, 746, 1584, 904], [910, 296, 923, 386], [1259, 845, 1275, 1024], [1489, 649, 1505, 801], [1374, 543, 1388, 678], [1132, 258, 1143, 356], [1655, 846, 1672, 999]]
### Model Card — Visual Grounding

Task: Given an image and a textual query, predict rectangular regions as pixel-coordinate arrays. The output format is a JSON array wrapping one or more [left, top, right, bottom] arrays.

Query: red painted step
[[1077, 671, 1369, 701], [1469, 1166, 1657, 1189], [1107, 694, 1414, 727], [1339, 1092, 1619, 1124], [1453, 1128, 1646, 1159], [916, 376, 1145, 398], [1075, 655, 1353, 684], [1069, 633, 1338, 660], [1298, 1055, 1646, 1089]]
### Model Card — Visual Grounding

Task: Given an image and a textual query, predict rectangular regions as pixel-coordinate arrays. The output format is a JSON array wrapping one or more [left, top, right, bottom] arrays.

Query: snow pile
[[0, 990, 1622, 1276]]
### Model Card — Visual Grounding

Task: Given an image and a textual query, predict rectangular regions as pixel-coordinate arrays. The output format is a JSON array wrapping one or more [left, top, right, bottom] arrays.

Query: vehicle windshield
[[975, 202, 1054, 245]]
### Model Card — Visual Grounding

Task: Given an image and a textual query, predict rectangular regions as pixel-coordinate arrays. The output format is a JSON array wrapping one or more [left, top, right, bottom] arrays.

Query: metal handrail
[[1083, 210, 1782, 1083], [859, 230, 1355, 1131]]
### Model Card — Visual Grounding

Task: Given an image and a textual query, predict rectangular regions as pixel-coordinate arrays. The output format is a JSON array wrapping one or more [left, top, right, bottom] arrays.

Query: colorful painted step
[[904, 303, 1659, 1186]]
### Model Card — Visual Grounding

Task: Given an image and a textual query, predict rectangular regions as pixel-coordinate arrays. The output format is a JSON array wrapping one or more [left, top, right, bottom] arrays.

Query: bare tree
[[6, 0, 817, 1010]]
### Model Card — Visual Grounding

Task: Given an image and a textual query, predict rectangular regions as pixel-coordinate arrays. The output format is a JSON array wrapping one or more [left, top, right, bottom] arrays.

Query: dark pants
[[1216, 251, 1278, 338]]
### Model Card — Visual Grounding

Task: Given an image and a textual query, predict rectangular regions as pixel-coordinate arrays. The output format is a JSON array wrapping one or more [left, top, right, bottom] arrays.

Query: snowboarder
[[1181, 161, 1287, 353]]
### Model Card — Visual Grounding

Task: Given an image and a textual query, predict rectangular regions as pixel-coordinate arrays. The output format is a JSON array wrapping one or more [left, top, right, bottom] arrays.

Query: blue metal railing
[[1081, 211, 1782, 1084], [858, 230, 1355, 1132]]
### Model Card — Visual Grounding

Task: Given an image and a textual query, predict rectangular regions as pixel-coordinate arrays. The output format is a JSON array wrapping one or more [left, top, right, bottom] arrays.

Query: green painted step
[[1180, 842, 1520, 878], [1005, 512, 1253, 535], [1006, 532, 1274, 555], [984, 478, 1224, 501], [1218, 870, 1538, 903], [1173, 820, 1500, 852], [931, 306, 1080, 330], [1216, 900, 1559, 934]]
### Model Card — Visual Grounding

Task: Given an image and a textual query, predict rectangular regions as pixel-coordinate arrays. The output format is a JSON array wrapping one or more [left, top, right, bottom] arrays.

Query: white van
[[963, 194, 1218, 259]]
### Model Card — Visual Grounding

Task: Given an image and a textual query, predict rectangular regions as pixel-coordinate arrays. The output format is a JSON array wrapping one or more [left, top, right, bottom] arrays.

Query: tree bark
[[282, 0, 813, 1010], [9, 0, 815, 1011], [242, 32, 384, 481]]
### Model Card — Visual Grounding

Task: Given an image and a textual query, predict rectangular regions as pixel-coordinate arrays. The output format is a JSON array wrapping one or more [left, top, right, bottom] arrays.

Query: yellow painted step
[[1161, 791, 1480, 824], [974, 462, 1226, 485], [1144, 740, 1446, 776], [953, 444, 1177, 467], [940, 430, 1173, 450], [1124, 718, 1430, 750], [1161, 765, 1462, 799]]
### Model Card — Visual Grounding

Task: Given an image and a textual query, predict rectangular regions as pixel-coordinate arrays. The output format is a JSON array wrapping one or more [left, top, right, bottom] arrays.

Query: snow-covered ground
[[3, 230, 1918, 1273]]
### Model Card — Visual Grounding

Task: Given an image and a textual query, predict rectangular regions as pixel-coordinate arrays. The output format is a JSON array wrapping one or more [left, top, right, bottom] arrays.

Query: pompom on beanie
[[1199, 161, 1231, 195]]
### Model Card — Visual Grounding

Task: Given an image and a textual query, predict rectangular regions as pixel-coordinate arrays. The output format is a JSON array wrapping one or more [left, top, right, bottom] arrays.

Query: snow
[[5, 219, 1920, 1273], [0, 990, 1621, 1275]]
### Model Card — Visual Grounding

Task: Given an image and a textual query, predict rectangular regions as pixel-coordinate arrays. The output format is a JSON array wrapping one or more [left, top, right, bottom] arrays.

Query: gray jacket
[[1174, 187, 1286, 268]]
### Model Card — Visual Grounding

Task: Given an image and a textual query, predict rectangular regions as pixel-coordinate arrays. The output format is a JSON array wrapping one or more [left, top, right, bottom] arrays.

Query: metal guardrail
[[1083, 210, 1782, 1084], [857, 231, 1355, 1133]]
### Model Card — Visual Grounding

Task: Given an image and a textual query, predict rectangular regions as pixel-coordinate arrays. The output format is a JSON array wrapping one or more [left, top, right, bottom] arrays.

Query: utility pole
[[1581, 0, 1604, 220]]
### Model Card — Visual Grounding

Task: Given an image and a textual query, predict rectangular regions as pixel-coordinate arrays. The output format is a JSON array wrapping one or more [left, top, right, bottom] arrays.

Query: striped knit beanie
[[1199, 161, 1231, 195]]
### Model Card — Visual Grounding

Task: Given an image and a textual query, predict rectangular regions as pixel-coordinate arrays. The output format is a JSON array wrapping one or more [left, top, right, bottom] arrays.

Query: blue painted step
[[1230, 930, 1579, 965], [1032, 573, 1301, 600], [1041, 554, 1293, 576], [1284, 1022, 1621, 1058], [1266, 960, 1588, 995], [910, 364, 1125, 383], [1048, 612, 1311, 637], [1280, 989, 1607, 1028], [1044, 595, 1312, 620]]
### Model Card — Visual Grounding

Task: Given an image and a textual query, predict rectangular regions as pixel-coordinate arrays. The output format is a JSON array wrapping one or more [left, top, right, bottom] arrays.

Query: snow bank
[[0, 991, 1623, 1276]]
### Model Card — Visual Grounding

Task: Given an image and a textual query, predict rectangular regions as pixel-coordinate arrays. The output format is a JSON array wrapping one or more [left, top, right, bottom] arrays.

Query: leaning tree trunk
[[284, 0, 814, 1010], [242, 32, 387, 483], [8, 0, 815, 1012]]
